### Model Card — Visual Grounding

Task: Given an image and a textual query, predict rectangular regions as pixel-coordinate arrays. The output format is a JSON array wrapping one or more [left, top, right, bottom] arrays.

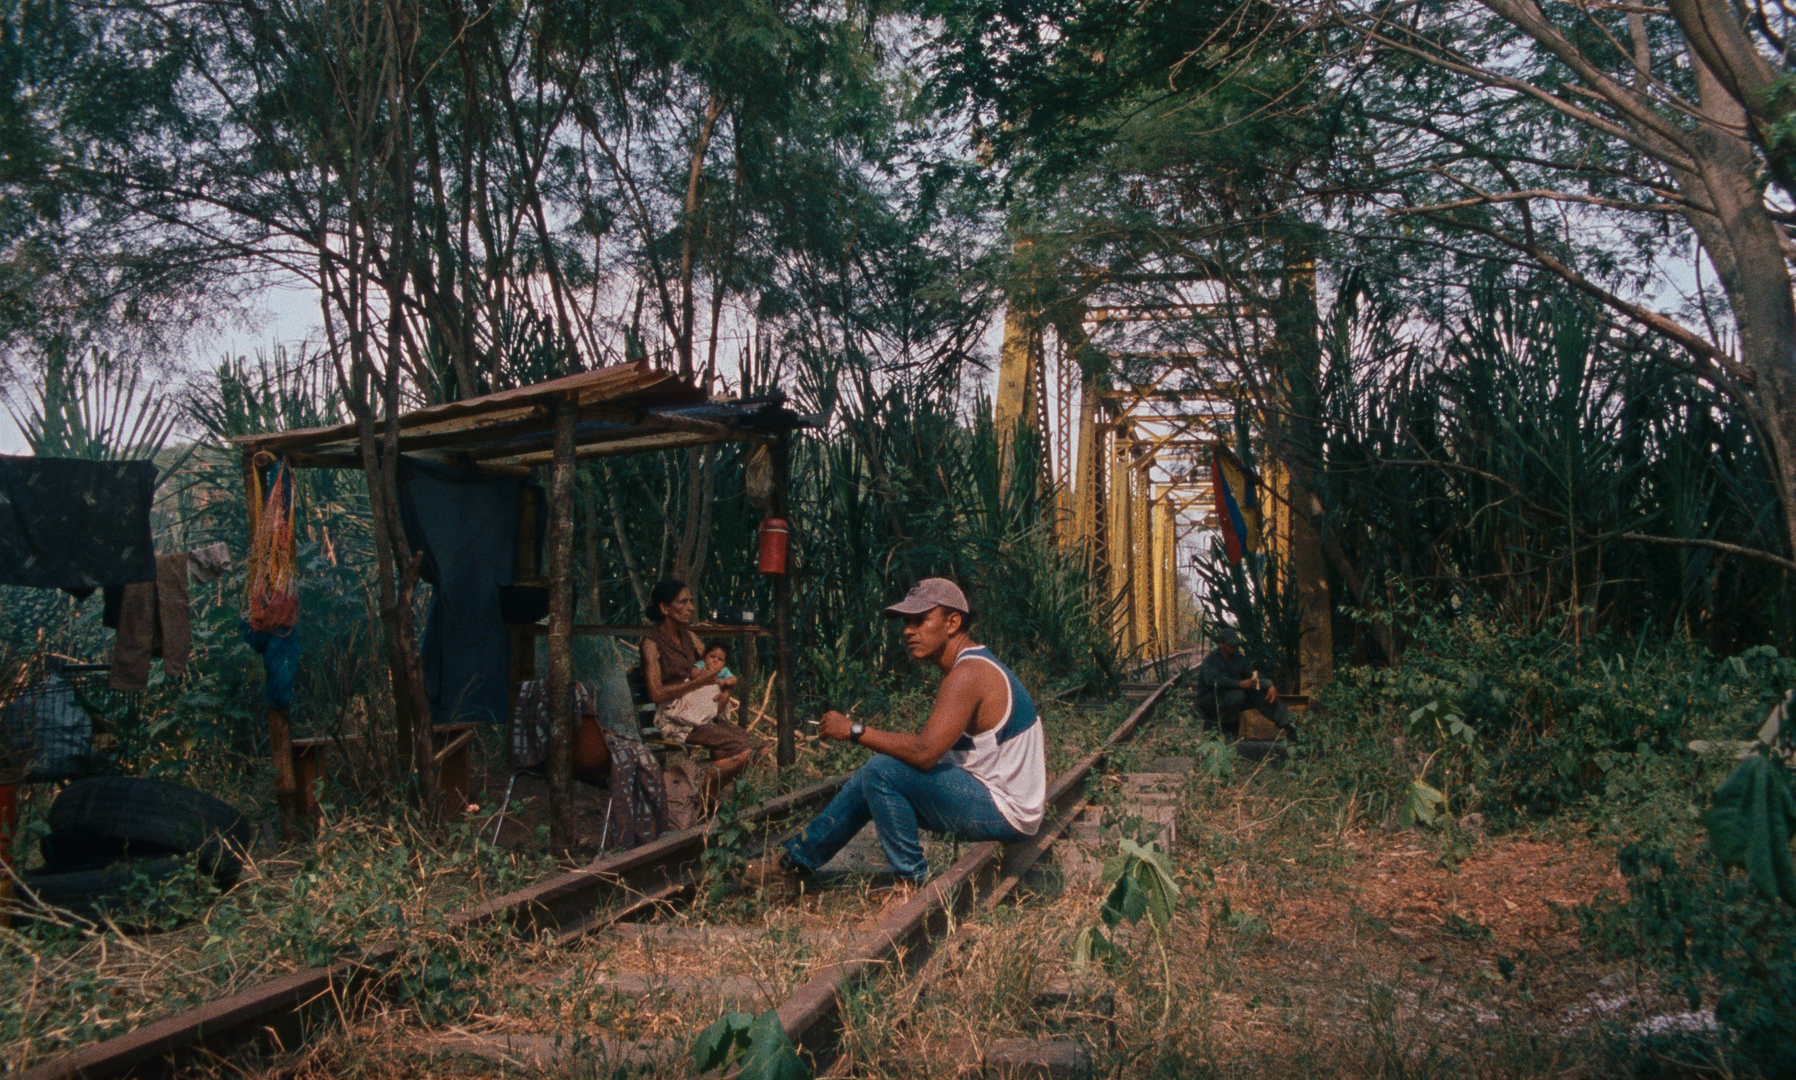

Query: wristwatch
[[849, 721, 866, 743]]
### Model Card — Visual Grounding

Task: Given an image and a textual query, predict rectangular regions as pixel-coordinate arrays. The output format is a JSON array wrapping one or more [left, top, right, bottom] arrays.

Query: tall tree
[[923, 0, 1796, 605], [1319, 0, 1796, 564]]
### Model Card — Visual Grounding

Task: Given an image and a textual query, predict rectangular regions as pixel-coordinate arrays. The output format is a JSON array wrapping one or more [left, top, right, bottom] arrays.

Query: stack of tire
[[18, 777, 252, 931]]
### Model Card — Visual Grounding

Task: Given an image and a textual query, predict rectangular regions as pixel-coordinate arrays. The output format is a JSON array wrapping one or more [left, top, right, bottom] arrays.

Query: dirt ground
[[1162, 816, 1690, 1076], [473, 768, 615, 853]]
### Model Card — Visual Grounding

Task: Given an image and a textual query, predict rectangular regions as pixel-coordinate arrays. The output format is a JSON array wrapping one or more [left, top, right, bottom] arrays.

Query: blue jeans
[[783, 755, 1028, 881]]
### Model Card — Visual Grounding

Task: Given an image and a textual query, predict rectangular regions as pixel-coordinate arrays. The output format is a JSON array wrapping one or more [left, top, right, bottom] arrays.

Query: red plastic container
[[757, 518, 789, 575]]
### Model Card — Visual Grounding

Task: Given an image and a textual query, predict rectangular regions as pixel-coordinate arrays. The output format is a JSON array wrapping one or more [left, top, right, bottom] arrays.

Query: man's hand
[[1265, 684, 1279, 703], [818, 709, 855, 741], [1238, 676, 1257, 690]]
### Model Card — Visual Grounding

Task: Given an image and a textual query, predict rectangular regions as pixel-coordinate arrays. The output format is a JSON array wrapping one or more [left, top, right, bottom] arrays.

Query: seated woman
[[640, 578, 762, 773]]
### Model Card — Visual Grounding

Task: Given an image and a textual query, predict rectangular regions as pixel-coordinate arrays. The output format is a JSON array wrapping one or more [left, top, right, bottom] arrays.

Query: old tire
[[42, 777, 250, 888], [16, 856, 204, 931]]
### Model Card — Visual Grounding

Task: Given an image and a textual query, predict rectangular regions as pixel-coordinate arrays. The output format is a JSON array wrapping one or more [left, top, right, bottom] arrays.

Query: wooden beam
[[499, 428, 771, 466], [773, 435, 795, 770], [227, 362, 679, 454]]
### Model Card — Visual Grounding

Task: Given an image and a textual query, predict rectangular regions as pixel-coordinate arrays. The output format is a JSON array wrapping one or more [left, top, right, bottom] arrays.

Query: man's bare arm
[[819, 661, 1004, 769]]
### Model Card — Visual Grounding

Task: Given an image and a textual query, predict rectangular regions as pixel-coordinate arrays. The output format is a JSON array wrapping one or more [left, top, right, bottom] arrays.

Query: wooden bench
[[290, 723, 477, 823]]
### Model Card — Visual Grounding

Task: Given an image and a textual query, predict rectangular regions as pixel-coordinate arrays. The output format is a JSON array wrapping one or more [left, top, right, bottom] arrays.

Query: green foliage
[[1704, 753, 1796, 907], [1073, 837, 1180, 973], [1193, 548, 1303, 691], [1101, 838, 1179, 929], [1586, 843, 1796, 1075], [1321, 601, 1790, 825], [700, 781, 759, 910], [778, 388, 1117, 710], [11, 347, 184, 467], [1315, 279, 1792, 658], [1397, 699, 1482, 830], [690, 1009, 810, 1080]]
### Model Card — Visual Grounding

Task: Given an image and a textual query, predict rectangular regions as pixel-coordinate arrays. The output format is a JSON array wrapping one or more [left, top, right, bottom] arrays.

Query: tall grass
[[1285, 275, 1789, 659]]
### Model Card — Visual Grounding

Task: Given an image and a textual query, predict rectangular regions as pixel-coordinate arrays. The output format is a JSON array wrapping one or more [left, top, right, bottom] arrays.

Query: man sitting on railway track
[[744, 578, 1045, 895], [1193, 625, 1300, 742]]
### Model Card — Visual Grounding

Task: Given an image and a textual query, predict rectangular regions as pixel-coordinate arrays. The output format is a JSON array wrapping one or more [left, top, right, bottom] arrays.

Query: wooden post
[[773, 435, 795, 769], [546, 395, 577, 848]]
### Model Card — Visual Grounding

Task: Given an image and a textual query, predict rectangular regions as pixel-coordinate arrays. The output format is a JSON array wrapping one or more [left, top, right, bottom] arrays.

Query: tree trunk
[[1673, 45, 1796, 565], [546, 396, 577, 848], [1266, 229, 1334, 692]]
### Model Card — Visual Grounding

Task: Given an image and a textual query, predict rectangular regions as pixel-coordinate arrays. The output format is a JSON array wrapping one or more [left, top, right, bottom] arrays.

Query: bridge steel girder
[[991, 254, 1332, 683]]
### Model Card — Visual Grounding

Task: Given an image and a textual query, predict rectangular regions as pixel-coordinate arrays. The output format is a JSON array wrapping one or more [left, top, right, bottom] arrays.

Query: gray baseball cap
[[1212, 625, 1243, 646], [882, 578, 971, 618]]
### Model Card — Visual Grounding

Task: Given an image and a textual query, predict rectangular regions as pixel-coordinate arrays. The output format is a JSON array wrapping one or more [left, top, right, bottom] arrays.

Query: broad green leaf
[[1101, 872, 1150, 928], [1703, 753, 1796, 906], [1138, 862, 1180, 928], [741, 1011, 811, 1080], [691, 1011, 755, 1070], [1072, 925, 1113, 970], [1111, 839, 1181, 928], [1119, 837, 1177, 881], [1408, 780, 1446, 827]]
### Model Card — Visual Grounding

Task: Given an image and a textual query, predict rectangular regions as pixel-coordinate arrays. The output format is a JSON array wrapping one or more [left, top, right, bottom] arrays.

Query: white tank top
[[943, 646, 1046, 834]]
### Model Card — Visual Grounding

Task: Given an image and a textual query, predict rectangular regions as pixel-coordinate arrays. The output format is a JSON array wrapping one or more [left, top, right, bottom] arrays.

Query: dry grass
[[810, 734, 1673, 1079], [1, 701, 1719, 1079], [0, 804, 558, 1072]]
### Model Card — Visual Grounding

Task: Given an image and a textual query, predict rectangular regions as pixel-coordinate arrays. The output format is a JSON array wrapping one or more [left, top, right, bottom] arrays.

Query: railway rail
[[22, 663, 1192, 1079]]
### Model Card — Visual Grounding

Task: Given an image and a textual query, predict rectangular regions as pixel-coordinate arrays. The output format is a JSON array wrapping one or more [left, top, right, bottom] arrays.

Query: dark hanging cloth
[[239, 622, 300, 708], [398, 457, 545, 727], [508, 679, 671, 849], [0, 456, 157, 589], [109, 552, 193, 691], [510, 678, 593, 771]]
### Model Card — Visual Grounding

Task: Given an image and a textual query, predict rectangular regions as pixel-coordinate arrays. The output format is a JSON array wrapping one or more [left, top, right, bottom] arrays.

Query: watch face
[[850, 722, 865, 741]]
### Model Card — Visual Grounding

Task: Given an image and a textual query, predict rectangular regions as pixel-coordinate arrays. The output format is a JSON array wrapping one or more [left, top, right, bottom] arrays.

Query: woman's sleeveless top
[[943, 645, 1046, 834], [643, 623, 699, 686], [643, 623, 713, 739]]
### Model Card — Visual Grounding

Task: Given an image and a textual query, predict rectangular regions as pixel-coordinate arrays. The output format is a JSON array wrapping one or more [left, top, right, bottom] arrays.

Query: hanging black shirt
[[0, 456, 157, 589]]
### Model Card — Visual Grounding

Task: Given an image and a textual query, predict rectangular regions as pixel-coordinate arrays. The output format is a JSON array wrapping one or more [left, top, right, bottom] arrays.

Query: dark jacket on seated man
[[1193, 627, 1295, 739]]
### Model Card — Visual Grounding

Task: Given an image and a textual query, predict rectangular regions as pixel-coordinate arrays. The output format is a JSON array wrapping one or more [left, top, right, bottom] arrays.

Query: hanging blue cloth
[[240, 619, 300, 709]]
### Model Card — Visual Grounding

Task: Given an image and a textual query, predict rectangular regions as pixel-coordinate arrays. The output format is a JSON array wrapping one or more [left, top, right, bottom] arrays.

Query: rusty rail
[[23, 663, 1190, 1079], [19, 775, 848, 1080]]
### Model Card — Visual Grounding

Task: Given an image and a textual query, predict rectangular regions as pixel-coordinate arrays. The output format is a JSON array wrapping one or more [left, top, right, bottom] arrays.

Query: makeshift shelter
[[229, 362, 805, 833]]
